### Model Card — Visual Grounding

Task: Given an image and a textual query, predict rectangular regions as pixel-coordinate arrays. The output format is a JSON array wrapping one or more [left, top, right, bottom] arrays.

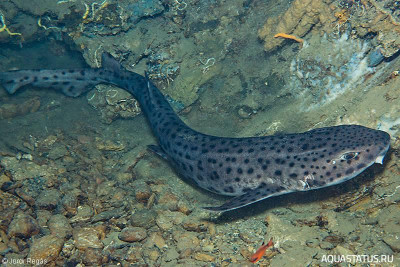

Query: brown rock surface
[[118, 227, 147, 242], [8, 212, 40, 238], [258, 0, 336, 52], [27, 235, 64, 264]]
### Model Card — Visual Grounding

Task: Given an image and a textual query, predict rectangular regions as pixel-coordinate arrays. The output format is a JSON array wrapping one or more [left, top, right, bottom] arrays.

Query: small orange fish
[[249, 238, 274, 263]]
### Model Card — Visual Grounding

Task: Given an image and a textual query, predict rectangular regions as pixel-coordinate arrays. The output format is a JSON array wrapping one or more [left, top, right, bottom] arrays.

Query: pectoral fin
[[203, 184, 293, 212]]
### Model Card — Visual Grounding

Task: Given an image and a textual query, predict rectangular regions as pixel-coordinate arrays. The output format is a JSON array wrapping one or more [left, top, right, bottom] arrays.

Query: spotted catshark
[[0, 53, 390, 212]]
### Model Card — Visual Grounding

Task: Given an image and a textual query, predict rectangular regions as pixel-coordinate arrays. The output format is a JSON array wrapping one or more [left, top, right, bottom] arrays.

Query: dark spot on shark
[[224, 186, 234, 193], [357, 163, 366, 169], [262, 165, 267, 170], [345, 168, 354, 174], [211, 171, 220, 180], [207, 158, 217, 164]]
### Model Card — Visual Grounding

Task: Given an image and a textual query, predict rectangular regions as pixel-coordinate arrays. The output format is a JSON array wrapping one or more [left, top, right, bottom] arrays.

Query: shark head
[[297, 125, 391, 189]]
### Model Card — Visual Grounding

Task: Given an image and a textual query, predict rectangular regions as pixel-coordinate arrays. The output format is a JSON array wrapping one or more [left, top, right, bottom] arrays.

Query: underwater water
[[0, 0, 399, 266]]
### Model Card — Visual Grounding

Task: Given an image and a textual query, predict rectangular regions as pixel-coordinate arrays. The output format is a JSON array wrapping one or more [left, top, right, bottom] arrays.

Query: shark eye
[[340, 152, 359, 160]]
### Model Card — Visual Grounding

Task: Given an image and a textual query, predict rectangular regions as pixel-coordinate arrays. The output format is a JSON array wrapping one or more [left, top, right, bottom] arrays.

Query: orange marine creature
[[274, 33, 304, 48], [249, 238, 274, 263]]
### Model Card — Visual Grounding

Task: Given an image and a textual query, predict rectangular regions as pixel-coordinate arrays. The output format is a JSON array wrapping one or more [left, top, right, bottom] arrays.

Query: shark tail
[[0, 52, 144, 98]]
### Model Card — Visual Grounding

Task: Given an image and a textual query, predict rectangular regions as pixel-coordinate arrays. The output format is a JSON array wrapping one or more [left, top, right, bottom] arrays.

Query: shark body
[[0, 53, 391, 212]]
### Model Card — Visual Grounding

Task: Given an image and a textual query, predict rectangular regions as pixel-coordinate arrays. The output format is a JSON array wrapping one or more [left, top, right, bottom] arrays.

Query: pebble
[[0, 174, 10, 188], [102, 232, 129, 249], [147, 249, 160, 261], [27, 235, 64, 264], [35, 189, 61, 210], [8, 212, 40, 238], [156, 213, 174, 231], [305, 238, 320, 248], [47, 144, 68, 160], [383, 235, 400, 252], [157, 191, 178, 210], [194, 252, 216, 262], [14, 188, 35, 206], [164, 246, 179, 262], [177, 200, 192, 215], [118, 227, 147, 242], [91, 207, 124, 223], [60, 193, 78, 216], [146, 193, 156, 209], [83, 248, 105, 265], [179, 248, 193, 259], [156, 211, 186, 231], [96, 180, 116, 197], [173, 231, 200, 252], [35, 210, 52, 228], [70, 205, 94, 223], [130, 209, 157, 229], [95, 137, 125, 151], [334, 245, 355, 259], [201, 241, 215, 252], [323, 211, 357, 236], [182, 218, 208, 232], [0, 191, 22, 227], [320, 241, 335, 250], [323, 235, 344, 246], [132, 181, 152, 202], [73, 227, 104, 249], [237, 106, 253, 119], [144, 232, 167, 249], [48, 214, 73, 238]]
